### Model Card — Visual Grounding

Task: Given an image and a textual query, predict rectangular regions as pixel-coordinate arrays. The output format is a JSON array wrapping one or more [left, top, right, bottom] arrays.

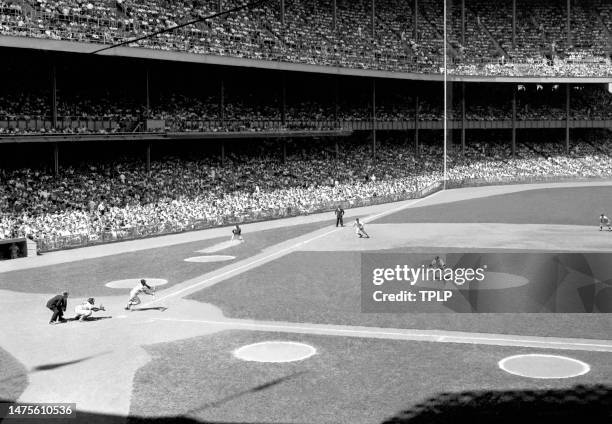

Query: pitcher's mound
[[196, 239, 242, 253], [105, 278, 168, 289], [233, 341, 317, 363], [184, 255, 235, 263]]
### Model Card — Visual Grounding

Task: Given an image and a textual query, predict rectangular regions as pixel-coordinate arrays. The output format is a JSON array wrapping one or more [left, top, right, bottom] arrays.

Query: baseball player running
[[125, 279, 155, 311], [600, 213, 611, 231], [353, 218, 370, 238]]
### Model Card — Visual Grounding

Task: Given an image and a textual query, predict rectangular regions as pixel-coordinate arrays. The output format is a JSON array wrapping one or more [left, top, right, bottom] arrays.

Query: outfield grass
[[0, 347, 28, 403], [187, 251, 612, 339], [374, 186, 612, 226], [129, 330, 612, 424], [0, 221, 329, 296]]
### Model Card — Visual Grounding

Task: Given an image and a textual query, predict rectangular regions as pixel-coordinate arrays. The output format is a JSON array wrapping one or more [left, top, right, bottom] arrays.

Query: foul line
[[147, 191, 443, 305], [149, 317, 612, 352]]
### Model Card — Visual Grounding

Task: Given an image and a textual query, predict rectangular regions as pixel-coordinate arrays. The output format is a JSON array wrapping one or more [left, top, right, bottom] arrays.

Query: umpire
[[335, 205, 345, 227], [47, 292, 69, 325]]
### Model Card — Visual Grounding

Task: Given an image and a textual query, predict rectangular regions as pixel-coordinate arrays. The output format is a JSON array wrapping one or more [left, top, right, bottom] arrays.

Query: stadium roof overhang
[[2, 35, 612, 84]]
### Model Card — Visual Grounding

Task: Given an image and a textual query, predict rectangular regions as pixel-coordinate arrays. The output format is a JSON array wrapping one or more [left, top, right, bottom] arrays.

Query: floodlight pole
[[443, 0, 447, 188]]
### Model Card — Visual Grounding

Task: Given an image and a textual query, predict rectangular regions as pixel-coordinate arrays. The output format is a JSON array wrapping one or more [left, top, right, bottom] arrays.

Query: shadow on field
[[130, 307, 168, 312], [2, 385, 610, 423], [383, 384, 612, 424], [0, 398, 295, 424], [31, 351, 112, 371]]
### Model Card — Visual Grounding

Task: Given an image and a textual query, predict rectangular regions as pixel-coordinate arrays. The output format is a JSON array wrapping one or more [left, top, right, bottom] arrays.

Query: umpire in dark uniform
[[46, 292, 68, 324], [335, 206, 345, 227]]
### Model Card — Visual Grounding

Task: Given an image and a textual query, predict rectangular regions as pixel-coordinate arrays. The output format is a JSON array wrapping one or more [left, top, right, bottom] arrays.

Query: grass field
[[374, 186, 612, 225], [129, 330, 612, 424], [0, 220, 329, 296], [186, 250, 612, 339]]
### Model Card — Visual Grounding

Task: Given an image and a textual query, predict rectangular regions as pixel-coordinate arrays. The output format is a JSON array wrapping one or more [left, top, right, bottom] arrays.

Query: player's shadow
[[66, 316, 113, 322], [131, 307, 168, 312]]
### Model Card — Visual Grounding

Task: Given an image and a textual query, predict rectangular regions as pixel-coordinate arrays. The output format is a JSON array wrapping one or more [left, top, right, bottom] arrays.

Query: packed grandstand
[[2, 0, 612, 253], [0, 0, 612, 76]]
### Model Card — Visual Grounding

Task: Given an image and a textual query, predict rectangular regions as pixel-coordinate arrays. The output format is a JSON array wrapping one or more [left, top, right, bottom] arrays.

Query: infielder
[[125, 279, 155, 310], [74, 297, 104, 322], [600, 214, 611, 231], [353, 218, 370, 238], [231, 224, 244, 241]]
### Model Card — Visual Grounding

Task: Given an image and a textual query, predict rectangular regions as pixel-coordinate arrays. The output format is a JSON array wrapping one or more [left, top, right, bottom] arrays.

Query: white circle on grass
[[498, 354, 590, 379], [184, 255, 235, 263], [233, 341, 317, 363], [105, 278, 168, 289]]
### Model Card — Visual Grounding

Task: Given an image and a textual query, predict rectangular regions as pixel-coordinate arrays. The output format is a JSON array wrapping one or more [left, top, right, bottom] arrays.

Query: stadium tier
[[1, 0, 612, 76]]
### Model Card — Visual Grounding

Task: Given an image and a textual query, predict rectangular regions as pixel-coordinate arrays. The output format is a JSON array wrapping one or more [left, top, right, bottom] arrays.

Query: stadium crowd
[[2, 84, 612, 134], [2, 0, 612, 76], [3, 134, 612, 248]]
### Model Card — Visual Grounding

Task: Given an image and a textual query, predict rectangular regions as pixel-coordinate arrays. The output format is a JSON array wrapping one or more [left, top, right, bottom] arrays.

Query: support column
[[413, 0, 418, 40], [280, 0, 285, 26], [282, 139, 287, 163], [146, 142, 151, 175], [567, 0, 571, 47], [281, 72, 286, 126], [461, 82, 466, 155], [53, 143, 59, 176], [372, 79, 376, 158], [334, 76, 339, 121], [414, 95, 419, 155], [332, 0, 337, 30], [566, 83, 570, 153], [461, 0, 465, 46], [51, 63, 57, 130], [512, 0, 516, 48], [219, 78, 225, 127], [511, 85, 516, 158], [221, 141, 225, 167], [217, 0, 222, 12], [335, 138, 339, 160], [145, 68, 150, 118], [371, 0, 375, 38]]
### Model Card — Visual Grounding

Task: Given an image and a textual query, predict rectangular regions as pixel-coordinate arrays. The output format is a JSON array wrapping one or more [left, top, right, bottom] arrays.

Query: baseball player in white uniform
[[74, 297, 104, 321], [125, 279, 155, 310], [353, 218, 370, 238]]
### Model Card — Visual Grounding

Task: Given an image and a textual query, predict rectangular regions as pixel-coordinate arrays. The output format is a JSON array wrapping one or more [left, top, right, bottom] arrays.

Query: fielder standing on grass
[[125, 279, 155, 311]]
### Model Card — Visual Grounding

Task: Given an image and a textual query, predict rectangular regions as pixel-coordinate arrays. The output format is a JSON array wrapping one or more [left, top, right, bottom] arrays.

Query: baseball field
[[1, 181, 611, 424]]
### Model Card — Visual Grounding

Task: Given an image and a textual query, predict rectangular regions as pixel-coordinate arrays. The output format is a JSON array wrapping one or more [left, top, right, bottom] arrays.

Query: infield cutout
[[184, 255, 235, 263], [105, 278, 168, 289], [233, 341, 317, 363], [498, 354, 590, 379]]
